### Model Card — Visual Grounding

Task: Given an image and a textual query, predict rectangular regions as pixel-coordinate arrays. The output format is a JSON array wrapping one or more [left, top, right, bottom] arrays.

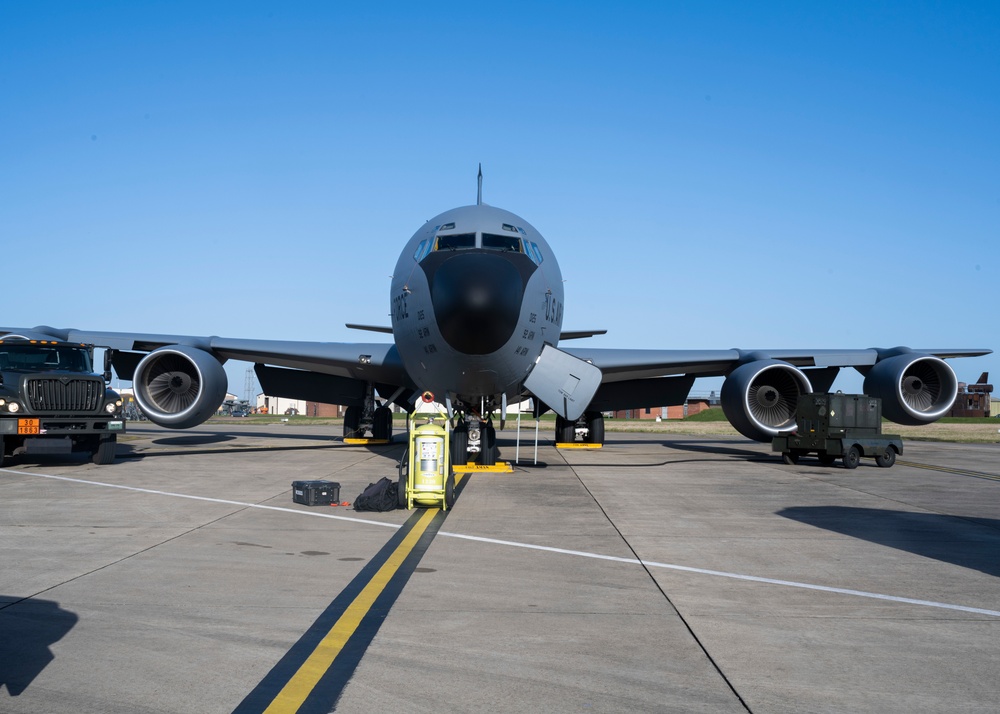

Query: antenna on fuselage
[[477, 163, 483, 206]]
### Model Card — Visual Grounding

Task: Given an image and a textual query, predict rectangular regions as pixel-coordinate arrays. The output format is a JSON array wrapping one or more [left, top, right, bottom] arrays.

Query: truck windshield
[[0, 344, 93, 372]]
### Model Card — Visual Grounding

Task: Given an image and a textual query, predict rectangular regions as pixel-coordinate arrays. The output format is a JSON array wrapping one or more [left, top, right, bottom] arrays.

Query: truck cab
[[0, 339, 125, 465]]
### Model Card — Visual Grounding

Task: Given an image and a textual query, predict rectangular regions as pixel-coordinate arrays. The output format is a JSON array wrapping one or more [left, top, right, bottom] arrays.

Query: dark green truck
[[772, 393, 902, 469], [0, 339, 125, 466]]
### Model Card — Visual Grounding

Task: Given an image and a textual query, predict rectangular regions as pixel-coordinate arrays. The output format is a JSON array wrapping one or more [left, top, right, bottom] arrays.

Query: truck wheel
[[842, 445, 860, 470], [818, 454, 836, 466], [92, 434, 117, 465], [0, 436, 5, 468], [875, 446, 897, 468], [782, 452, 798, 465]]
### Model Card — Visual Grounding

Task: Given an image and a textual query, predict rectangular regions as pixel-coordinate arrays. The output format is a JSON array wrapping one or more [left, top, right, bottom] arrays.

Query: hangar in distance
[[1, 187, 991, 464]]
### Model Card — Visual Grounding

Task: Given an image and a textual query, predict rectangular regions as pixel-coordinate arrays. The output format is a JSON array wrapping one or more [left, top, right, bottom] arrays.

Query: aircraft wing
[[0, 326, 408, 385], [559, 345, 992, 430], [562, 346, 991, 382]]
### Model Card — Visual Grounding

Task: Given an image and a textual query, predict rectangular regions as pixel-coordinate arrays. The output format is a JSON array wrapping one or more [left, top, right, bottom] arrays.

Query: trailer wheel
[[445, 473, 456, 508], [875, 446, 897, 468], [843, 445, 860, 470], [92, 434, 117, 465], [782, 452, 798, 465], [397, 448, 409, 508]]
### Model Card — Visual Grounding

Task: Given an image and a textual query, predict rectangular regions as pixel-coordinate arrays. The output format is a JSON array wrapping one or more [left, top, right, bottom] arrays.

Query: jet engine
[[721, 360, 812, 442], [133, 345, 229, 429], [863, 353, 958, 425]]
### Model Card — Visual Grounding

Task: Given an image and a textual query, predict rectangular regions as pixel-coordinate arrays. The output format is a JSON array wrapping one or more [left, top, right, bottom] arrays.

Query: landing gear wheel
[[585, 411, 604, 445], [452, 423, 469, 467], [479, 423, 496, 466], [555, 416, 575, 444], [843, 445, 860, 470], [445, 473, 455, 508], [397, 448, 409, 508], [818, 454, 836, 466], [782, 452, 798, 465], [343, 406, 361, 438], [875, 446, 896, 468], [373, 406, 392, 440], [92, 434, 117, 465]]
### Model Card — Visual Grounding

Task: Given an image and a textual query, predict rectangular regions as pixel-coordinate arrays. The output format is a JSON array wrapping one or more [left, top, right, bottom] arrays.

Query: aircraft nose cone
[[427, 253, 524, 355]]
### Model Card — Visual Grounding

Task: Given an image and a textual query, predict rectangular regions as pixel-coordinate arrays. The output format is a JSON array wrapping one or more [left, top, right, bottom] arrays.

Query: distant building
[[948, 372, 992, 418], [613, 397, 713, 420]]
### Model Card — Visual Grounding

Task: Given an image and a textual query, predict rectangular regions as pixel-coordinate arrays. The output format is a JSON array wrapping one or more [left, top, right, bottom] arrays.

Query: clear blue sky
[[2, 2, 997, 397]]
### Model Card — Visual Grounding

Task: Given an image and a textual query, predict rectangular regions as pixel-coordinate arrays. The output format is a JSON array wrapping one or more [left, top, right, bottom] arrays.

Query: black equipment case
[[291, 480, 340, 506]]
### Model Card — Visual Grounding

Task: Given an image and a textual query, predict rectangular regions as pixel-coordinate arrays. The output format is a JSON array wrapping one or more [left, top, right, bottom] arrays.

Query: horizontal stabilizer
[[524, 344, 602, 422], [345, 323, 394, 335], [559, 329, 607, 341]]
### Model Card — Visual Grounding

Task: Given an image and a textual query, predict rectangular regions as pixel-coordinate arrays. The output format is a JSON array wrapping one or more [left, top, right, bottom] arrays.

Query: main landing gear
[[554, 411, 605, 448], [343, 385, 393, 443]]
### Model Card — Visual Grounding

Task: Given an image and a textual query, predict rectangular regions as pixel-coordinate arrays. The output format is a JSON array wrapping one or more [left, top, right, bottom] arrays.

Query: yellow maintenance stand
[[398, 410, 456, 510]]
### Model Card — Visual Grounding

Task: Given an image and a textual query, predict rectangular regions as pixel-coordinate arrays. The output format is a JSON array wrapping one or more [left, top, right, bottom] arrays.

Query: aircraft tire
[[875, 446, 896, 468], [585, 411, 604, 444], [479, 424, 496, 466], [555, 416, 575, 444], [92, 434, 117, 465], [343, 406, 361, 438], [843, 445, 861, 470], [452, 423, 469, 467], [373, 406, 392, 440]]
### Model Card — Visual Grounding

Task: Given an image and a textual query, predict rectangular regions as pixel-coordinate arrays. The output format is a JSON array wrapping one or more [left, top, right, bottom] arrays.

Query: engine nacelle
[[721, 360, 812, 442], [863, 353, 958, 425], [133, 345, 228, 429]]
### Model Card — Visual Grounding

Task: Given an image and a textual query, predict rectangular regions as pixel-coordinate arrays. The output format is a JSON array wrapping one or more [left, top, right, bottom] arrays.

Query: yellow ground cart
[[398, 411, 456, 510]]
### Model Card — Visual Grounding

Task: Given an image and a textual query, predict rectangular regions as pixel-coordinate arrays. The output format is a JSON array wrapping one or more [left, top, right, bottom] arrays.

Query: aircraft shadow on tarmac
[[659, 439, 771, 461], [778, 506, 1000, 578], [0, 597, 78, 696]]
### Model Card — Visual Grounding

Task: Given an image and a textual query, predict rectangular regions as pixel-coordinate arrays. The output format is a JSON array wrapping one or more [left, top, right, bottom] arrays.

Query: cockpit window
[[524, 240, 544, 265], [435, 233, 476, 251], [481, 233, 522, 252], [413, 239, 432, 262]]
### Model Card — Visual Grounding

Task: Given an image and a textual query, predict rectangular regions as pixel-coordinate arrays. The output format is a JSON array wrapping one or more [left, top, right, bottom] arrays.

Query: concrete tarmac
[[1, 423, 998, 713]]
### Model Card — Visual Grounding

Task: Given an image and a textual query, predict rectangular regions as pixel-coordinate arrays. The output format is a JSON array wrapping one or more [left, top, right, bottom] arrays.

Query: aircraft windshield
[[0, 344, 93, 372], [481, 233, 523, 252], [435, 233, 476, 251]]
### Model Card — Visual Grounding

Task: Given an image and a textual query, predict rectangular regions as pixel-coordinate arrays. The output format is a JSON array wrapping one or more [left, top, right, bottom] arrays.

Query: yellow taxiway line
[[261, 508, 438, 713]]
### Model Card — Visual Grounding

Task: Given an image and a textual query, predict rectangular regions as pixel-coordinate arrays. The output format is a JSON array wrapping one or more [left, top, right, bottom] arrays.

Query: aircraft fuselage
[[390, 204, 564, 411]]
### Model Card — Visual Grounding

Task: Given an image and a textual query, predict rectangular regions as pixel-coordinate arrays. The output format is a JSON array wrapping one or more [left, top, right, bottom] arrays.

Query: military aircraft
[[1, 185, 991, 465]]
